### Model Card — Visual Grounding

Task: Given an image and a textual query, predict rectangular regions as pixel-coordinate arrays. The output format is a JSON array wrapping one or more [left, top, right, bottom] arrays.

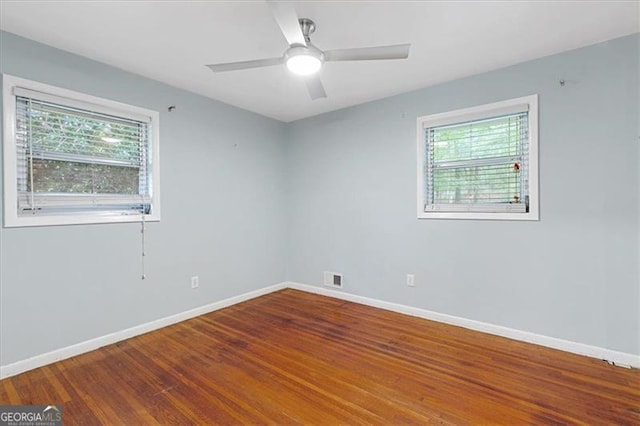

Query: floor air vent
[[323, 271, 343, 289]]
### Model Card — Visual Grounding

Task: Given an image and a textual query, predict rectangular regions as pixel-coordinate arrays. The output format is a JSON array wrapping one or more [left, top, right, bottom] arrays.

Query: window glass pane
[[28, 159, 140, 194], [25, 100, 143, 165], [432, 115, 525, 164], [433, 163, 522, 204], [16, 96, 149, 203]]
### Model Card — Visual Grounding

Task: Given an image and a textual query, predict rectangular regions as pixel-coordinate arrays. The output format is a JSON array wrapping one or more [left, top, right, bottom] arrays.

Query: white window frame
[[416, 95, 539, 221], [2, 74, 161, 227]]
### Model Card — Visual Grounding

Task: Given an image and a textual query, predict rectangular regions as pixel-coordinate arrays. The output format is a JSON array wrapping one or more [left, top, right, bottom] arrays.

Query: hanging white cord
[[27, 99, 35, 213], [141, 212, 146, 280]]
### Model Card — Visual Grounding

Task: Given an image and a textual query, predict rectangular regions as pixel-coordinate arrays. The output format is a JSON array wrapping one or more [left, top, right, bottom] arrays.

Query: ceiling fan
[[206, 1, 411, 100]]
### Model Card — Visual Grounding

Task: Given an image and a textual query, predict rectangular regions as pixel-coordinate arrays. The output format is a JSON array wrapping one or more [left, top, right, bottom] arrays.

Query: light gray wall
[[286, 34, 640, 355], [0, 32, 288, 364]]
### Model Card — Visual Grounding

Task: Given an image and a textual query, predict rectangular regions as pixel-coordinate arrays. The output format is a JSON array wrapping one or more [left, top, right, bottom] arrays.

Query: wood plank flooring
[[1, 289, 639, 424]]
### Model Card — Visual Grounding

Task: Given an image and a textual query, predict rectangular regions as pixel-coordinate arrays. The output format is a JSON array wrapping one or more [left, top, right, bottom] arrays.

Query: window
[[417, 95, 538, 220], [3, 75, 160, 227]]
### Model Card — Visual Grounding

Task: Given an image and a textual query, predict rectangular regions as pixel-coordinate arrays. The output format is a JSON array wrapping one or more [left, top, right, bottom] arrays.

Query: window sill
[[4, 212, 160, 228], [417, 211, 539, 221]]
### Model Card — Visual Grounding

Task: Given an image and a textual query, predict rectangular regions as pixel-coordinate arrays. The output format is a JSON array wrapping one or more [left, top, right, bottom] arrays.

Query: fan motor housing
[[285, 45, 324, 62]]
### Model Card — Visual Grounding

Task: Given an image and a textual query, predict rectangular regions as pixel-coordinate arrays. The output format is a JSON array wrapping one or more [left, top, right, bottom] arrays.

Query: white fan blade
[[324, 44, 411, 62], [267, 1, 307, 47], [206, 57, 283, 73], [305, 75, 326, 100]]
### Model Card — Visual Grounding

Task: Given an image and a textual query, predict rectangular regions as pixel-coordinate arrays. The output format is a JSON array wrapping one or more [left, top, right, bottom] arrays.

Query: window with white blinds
[[3, 75, 160, 227], [417, 95, 538, 220]]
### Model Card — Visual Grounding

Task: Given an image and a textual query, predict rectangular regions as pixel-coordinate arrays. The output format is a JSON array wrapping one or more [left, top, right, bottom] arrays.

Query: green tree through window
[[20, 98, 146, 196]]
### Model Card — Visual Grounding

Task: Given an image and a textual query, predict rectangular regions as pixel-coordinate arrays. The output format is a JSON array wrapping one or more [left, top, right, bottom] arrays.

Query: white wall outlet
[[191, 276, 199, 289], [407, 274, 415, 287]]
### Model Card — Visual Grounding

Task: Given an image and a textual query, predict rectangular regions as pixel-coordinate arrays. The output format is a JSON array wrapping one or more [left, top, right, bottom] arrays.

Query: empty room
[[0, 0, 639, 424]]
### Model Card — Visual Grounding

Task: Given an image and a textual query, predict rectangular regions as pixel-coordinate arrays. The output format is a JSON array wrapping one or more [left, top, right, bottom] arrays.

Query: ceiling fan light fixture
[[204, 5, 411, 101], [286, 55, 321, 75], [285, 46, 323, 76]]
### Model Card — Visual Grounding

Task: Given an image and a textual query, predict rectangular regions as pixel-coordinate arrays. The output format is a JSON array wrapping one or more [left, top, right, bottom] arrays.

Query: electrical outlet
[[407, 274, 415, 287], [191, 276, 199, 289]]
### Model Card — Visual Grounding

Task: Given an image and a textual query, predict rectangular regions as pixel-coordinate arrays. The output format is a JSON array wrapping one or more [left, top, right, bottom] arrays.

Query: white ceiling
[[1, 1, 638, 122]]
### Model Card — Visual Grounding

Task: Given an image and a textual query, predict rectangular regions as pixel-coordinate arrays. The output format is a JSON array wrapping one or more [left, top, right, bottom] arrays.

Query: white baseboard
[[287, 282, 640, 369], [0, 282, 287, 380], [2, 280, 637, 380]]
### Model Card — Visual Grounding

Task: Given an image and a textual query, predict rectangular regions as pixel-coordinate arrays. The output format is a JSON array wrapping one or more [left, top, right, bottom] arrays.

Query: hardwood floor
[[1, 289, 639, 424]]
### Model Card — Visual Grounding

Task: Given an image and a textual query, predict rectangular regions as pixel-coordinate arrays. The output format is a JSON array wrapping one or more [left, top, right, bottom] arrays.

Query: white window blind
[[14, 90, 153, 217], [417, 95, 538, 220], [424, 108, 529, 214]]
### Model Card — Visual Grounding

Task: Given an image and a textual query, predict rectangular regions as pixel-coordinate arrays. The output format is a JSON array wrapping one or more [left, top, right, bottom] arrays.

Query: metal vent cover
[[323, 271, 343, 288]]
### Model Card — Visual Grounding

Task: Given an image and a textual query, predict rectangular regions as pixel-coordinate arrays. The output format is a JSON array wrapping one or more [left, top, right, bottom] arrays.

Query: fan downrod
[[298, 18, 316, 42]]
